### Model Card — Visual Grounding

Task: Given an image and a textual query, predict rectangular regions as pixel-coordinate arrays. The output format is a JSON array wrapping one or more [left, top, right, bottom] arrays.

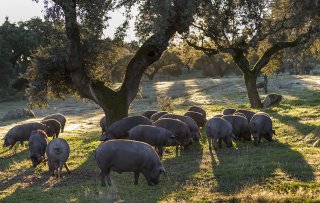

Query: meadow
[[0, 75, 320, 202]]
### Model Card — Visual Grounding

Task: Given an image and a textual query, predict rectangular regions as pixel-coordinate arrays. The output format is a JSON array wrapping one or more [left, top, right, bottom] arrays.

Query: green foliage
[[193, 54, 240, 77], [145, 50, 183, 80], [0, 17, 49, 97]]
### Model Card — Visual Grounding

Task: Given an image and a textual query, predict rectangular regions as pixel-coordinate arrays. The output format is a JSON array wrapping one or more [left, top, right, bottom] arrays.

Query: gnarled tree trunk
[[244, 73, 262, 108], [55, 0, 200, 126]]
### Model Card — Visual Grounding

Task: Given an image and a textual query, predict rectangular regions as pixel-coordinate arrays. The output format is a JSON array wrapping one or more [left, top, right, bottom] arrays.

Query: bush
[[157, 96, 175, 113]]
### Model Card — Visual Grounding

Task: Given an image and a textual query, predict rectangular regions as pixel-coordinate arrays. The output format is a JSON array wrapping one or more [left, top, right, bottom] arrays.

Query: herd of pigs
[[2, 106, 275, 187]]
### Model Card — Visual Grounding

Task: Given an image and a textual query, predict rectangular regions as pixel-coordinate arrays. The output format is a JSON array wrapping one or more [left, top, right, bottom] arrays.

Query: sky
[[0, 0, 137, 41]]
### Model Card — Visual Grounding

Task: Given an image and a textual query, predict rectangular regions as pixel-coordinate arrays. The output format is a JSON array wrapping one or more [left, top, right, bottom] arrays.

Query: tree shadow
[[210, 139, 315, 194], [265, 106, 317, 135]]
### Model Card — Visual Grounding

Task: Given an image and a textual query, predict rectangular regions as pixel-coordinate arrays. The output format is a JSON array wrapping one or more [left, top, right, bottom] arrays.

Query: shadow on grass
[[268, 109, 317, 135], [111, 141, 204, 202], [0, 147, 28, 171], [210, 139, 315, 194]]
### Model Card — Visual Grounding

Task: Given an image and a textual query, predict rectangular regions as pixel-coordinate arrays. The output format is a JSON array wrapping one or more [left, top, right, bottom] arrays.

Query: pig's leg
[[134, 171, 140, 185], [58, 162, 63, 178], [64, 163, 71, 174], [208, 136, 212, 151], [54, 162, 59, 178], [106, 169, 111, 186], [157, 146, 163, 158], [100, 171, 106, 187], [213, 138, 218, 151], [48, 160, 54, 176], [258, 134, 262, 143], [218, 138, 222, 148]]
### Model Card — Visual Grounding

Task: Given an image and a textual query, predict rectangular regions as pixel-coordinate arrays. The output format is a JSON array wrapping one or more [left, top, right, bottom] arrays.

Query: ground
[[0, 75, 320, 202]]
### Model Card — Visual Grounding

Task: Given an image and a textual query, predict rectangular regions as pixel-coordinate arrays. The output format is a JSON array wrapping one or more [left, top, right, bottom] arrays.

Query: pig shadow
[[210, 139, 315, 194], [0, 147, 28, 171], [110, 141, 204, 202]]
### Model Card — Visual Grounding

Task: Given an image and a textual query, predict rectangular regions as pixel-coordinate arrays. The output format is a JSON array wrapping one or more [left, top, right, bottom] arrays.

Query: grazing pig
[[250, 112, 275, 146], [222, 108, 236, 115], [142, 110, 158, 119], [100, 116, 107, 136], [153, 118, 193, 148], [3, 122, 51, 149], [205, 117, 234, 151], [222, 115, 251, 141], [160, 114, 202, 140], [95, 140, 166, 186], [233, 112, 246, 118], [100, 116, 152, 141], [46, 138, 71, 178], [28, 130, 48, 167], [188, 106, 206, 119], [41, 119, 61, 138], [150, 111, 168, 122], [128, 125, 178, 157], [43, 113, 67, 133], [184, 111, 207, 128], [234, 110, 255, 122]]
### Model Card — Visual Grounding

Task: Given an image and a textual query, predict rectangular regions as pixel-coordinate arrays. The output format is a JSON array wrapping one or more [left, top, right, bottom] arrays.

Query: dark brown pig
[[184, 111, 207, 128], [43, 113, 67, 133], [3, 122, 51, 149], [100, 116, 152, 141], [128, 125, 178, 157], [95, 140, 166, 186], [28, 130, 48, 167], [41, 119, 61, 138]]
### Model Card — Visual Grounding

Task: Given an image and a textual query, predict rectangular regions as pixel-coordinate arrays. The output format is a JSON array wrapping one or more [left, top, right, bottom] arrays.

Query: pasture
[[1, 75, 320, 202]]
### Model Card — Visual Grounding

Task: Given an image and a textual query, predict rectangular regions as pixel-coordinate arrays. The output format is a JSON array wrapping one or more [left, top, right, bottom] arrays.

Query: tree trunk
[[263, 74, 268, 93], [55, 0, 200, 126], [244, 73, 263, 108]]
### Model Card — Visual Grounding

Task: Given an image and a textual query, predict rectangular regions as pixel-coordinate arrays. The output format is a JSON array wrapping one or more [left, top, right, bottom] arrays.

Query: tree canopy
[[186, 0, 320, 108]]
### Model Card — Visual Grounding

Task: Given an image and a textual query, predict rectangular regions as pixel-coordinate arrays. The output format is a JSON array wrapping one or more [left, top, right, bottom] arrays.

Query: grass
[[0, 74, 320, 202]]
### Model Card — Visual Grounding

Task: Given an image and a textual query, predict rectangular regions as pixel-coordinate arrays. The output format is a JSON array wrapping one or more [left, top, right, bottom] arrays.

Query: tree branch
[[120, 0, 201, 104], [186, 40, 219, 57], [253, 27, 319, 73], [54, 0, 115, 107]]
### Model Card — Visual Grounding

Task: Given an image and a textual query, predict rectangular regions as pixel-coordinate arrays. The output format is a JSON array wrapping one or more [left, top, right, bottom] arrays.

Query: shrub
[[157, 96, 175, 113]]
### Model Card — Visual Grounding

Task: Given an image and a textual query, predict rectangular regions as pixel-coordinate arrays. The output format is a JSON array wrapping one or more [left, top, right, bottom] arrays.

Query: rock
[[305, 127, 320, 147], [313, 139, 320, 147], [263, 94, 282, 108], [3, 108, 35, 120]]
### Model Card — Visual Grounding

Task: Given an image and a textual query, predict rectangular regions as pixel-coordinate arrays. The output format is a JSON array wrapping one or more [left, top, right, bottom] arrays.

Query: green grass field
[[0, 75, 320, 202]]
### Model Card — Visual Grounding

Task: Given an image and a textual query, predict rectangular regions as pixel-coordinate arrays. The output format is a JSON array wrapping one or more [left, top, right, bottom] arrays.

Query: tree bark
[[244, 73, 263, 108]]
